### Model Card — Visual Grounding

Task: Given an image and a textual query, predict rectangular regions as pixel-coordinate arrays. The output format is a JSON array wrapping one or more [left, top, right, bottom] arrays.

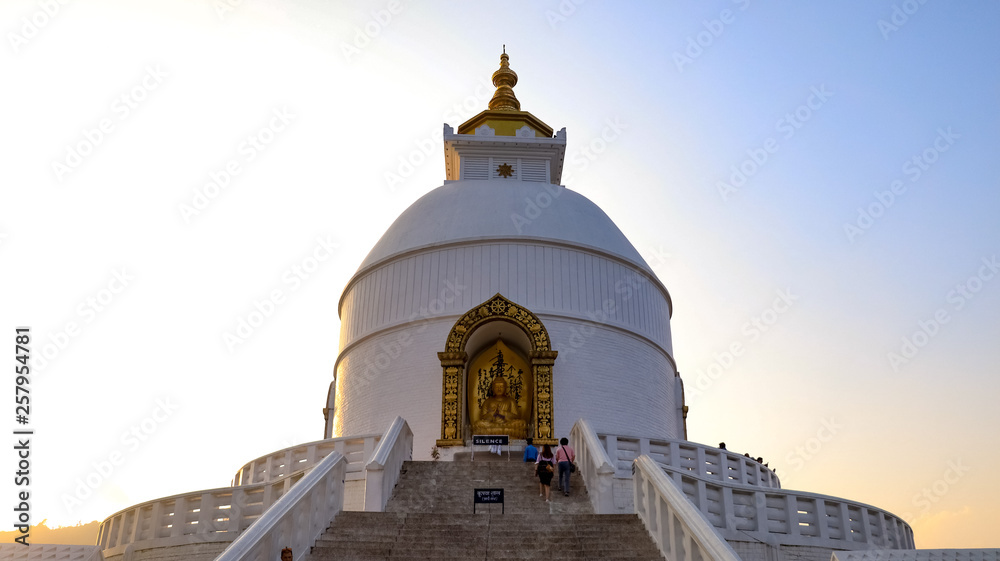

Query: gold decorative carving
[[496, 163, 514, 178], [445, 294, 552, 354], [437, 353, 467, 446], [438, 294, 557, 446], [468, 340, 531, 439]]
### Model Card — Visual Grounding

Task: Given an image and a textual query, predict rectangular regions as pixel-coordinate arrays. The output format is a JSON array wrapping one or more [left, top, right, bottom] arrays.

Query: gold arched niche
[[467, 339, 533, 438], [437, 293, 558, 446]]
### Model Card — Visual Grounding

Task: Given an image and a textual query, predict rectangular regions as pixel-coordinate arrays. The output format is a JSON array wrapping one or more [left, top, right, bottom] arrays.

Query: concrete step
[[303, 461, 664, 561], [384, 460, 592, 515]]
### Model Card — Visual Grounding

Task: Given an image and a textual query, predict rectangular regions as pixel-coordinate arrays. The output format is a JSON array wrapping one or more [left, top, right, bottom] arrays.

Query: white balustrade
[[570, 419, 617, 514], [98, 471, 308, 555], [99, 425, 404, 557], [232, 433, 381, 486], [601, 433, 781, 488], [657, 461, 915, 550], [834, 549, 1000, 561], [633, 455, 744, 561], [214, 450, 346, 561], [364, 416, 413, 512]]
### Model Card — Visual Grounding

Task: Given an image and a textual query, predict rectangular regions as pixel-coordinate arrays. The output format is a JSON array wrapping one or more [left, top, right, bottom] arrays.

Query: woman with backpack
[[535, 444, 556, 502]]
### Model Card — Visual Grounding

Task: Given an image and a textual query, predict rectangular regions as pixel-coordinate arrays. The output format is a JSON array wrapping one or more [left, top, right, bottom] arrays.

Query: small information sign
[[473, 488, 504, 514], [473, 435, 509, 446], [471, 434, 510, 461]]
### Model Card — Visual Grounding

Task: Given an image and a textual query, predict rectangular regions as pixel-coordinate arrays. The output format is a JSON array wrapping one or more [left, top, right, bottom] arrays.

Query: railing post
[[364, 465, 385, 512], [170, 498, 186, 537], [754, 489, 768, 533], [229, 489, 243, 534], [837, 502, 851, 541], [784, 494, 799, 536], [722, 485, 736, 533], [815, 498, 829, 540], [605, 435, 618, 474], [860, 507, 873, 544]]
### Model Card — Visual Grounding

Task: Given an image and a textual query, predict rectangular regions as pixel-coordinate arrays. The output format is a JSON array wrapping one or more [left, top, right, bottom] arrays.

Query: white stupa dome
[[325, 51, 685, 458], [357, 179, 654, 275]]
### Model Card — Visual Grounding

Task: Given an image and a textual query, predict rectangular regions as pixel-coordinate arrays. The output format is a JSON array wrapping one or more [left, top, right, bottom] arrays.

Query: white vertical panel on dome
[[339, 243, 672, 354]]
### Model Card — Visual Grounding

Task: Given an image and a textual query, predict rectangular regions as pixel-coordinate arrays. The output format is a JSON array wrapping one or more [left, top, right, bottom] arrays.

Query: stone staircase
[[306, 458, 666, 561]]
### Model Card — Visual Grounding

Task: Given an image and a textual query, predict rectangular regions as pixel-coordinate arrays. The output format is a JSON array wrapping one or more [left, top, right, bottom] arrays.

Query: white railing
[[98, 471, 307, 554], [214, 450, 346, 561], [232, 433, 381, 486], [570, 419, 616, 514], [100, 430, 393, 555], [601, 434, 781, 488], [0, 544, 102, 561], [363, 416, 413, 512], [634, 455, 743, 561], [659, 462, 915, 550], [833, 549, 1000, 561]]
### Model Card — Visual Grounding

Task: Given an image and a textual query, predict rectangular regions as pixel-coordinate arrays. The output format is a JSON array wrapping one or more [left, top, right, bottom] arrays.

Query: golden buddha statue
[[472, 375, 527, 439]]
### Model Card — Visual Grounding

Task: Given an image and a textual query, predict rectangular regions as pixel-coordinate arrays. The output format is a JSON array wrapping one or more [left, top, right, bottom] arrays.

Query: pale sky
[[2, 0, 998, 549]]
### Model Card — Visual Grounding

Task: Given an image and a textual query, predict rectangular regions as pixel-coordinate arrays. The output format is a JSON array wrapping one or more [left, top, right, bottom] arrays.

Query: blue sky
[[1, 0, 998, 548]]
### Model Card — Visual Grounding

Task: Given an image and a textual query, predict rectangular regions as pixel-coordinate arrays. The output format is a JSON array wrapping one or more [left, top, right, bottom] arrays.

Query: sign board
[[473, 435, 509, 446], [471, 434, 510, 461], [473, 488, 504, 514]]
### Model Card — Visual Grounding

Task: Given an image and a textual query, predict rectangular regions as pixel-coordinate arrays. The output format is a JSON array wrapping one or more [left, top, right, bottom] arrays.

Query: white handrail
[[232, 433, 381, 486], [601, 433, 781, 488], [100, 432, 389, 554], [214, 450, 346, 561], [658, 463, 915, 549], [363, 416, 413, 512], [633, 455, 743, 561], [97, 472, 307, 553], [569, 419, 616, 514]]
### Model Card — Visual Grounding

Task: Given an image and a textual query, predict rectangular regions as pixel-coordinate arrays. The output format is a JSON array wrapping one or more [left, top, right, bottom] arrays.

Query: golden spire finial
[[489, 47, 520, 111]]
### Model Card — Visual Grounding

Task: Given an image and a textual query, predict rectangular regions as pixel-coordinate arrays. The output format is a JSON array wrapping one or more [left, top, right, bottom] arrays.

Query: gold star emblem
[[496, 163, 514, 178]]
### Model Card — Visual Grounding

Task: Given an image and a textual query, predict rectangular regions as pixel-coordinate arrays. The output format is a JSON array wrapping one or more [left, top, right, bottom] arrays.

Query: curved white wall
[[339, 242, 673, 352], [332, 237, 681, 457]]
